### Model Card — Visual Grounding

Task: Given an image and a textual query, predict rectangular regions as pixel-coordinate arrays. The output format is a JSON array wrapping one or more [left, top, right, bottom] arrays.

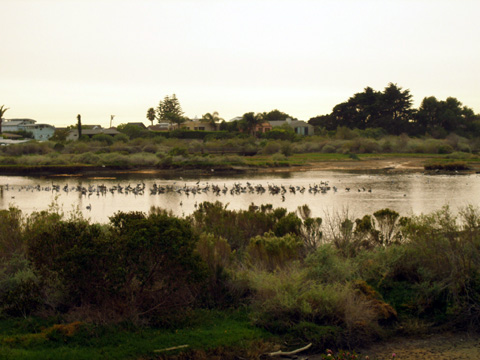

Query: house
[[2, 119, 55, 140], [181, 120, 216, 131], [269, 118, 314, 136], [22, 124, 56, 140], [148, 123, 177, 132], [66, 127, 120, 141], [254, 122, 272, 134], [2, 119, 36, 132]]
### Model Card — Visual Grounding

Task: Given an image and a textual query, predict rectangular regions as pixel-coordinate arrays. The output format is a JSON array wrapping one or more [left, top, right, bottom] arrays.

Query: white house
[[22, 124, 56, 140], [3, 119, 55, 140], [66, 127, 121, 141], [2, 119, 36, 132], [148, 123, 178, 131]]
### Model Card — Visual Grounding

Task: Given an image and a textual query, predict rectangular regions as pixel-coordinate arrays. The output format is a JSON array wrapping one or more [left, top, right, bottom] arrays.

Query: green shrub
[[445, 151, 475, 160], [64, 142, 91, 154], [0, 255, 42, 317], [305, 245, 358, 283], [261, 141, 281, 155], [247, 232, 302, 271], [113, 133, 129, 142], [128, 152, 159, 166], [0, 207, 24, 259], [1, 142, 53, 156], [322, 144, 336, 153], [142, 143, 158, 153], [23, 210, 207, 323], [370, 206, 480, 327], [99, 152, 130, 166], [272, 152, 287, 163], [262, 128, 296, 141], [168, 147, 188, 156], [72, 152, 101, 165], [247, 268, 384, 347], [91, 133, 114, 145]]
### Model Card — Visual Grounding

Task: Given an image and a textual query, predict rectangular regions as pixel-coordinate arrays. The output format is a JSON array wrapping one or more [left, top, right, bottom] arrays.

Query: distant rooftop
[[4, 118, 37, 125]]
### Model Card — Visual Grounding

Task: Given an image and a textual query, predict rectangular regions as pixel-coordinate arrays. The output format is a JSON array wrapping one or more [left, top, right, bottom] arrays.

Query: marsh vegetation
[[1, 129, 480, 173]]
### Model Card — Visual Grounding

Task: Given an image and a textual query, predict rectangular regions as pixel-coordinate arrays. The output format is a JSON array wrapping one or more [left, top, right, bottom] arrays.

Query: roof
[[23, 124, 55, 129], [70, 128, 120, 135], [148, 124, 171, 131], [269, 120, 311, 127], [127, 122, 147, 129], [4, 119, 37, 126]]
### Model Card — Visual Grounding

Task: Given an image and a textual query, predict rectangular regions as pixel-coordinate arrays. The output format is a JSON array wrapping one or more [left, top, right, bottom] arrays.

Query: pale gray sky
[[2, 0, 479, 128]]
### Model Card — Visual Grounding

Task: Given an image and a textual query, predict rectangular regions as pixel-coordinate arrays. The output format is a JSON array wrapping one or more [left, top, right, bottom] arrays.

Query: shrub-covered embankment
[[1, 202, 480, 358]]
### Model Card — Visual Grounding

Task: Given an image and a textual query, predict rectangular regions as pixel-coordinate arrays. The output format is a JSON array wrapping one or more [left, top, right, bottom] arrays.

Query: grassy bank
[[1, 153, 479, 176], [0, 310, 274, 360], [2, 131, 480, 174]]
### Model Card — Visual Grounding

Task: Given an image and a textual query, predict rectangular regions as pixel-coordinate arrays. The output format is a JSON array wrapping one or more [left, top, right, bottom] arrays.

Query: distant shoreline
[[0, 156, 478, 177]]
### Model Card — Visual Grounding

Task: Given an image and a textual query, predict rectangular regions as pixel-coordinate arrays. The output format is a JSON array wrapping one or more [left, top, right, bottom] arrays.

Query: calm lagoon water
[[0, 170, 478, 223]]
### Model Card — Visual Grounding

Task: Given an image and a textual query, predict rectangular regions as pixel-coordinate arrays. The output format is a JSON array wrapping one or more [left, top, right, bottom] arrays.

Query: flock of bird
[[0, 181, 373, 201]]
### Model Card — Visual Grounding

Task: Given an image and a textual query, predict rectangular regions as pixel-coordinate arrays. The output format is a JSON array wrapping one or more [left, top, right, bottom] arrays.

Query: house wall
[[294, 125, 314, 136], [23, 125, 56, 140], [181, 121, 216, 131], [2, 124, 22, 132], [254, 123, 272, 133], [269, 120, 314, 136]]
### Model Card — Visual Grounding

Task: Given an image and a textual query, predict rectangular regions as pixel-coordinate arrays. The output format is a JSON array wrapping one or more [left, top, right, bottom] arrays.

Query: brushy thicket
[[1, 130, 480, 168], [1, 203, 480, 349]]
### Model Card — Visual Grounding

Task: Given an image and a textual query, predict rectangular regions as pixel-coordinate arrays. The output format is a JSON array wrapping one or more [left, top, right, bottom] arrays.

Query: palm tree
[[241, 112, 264, 136], [201, 111, 223, 131], [146, 107, 156, 126], [0, 105, 9, 134]]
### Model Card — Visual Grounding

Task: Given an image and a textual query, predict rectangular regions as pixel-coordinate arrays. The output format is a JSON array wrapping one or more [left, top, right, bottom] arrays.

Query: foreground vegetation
[[1, 201, 480, 359]]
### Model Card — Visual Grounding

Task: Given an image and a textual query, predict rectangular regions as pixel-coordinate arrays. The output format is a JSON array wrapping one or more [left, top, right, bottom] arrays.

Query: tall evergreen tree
[[156, 94, 185, 127]]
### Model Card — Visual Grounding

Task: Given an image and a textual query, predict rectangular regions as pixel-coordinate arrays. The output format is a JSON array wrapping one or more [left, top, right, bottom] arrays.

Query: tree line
[[146, 84, 479, 139], [309, 83, 480, 137], [146, 94, 297, 137]]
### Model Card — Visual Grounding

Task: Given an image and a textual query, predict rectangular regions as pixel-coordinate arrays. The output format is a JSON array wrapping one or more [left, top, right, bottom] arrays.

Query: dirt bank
[[356, 332, 480, 360], [0, 156, 477, 177], [272, 157, 429, 173], [306, 332, 480, 360]]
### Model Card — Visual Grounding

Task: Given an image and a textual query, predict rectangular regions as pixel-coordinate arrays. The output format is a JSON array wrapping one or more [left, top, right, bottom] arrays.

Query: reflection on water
[[0, 171, 478, 223]]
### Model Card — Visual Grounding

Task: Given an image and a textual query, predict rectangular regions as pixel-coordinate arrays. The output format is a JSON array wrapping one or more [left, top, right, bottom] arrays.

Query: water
[[0, 170, 478, 223]]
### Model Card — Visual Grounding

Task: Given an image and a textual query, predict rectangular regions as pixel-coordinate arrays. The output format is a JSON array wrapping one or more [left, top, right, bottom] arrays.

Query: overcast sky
[[2, 0, 479, 128]]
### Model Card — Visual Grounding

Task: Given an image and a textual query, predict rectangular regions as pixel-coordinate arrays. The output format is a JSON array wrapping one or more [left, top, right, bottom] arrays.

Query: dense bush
[[1, 142, 53, 156], [1, 208, 206, 323], [190, 202, 301, 251]]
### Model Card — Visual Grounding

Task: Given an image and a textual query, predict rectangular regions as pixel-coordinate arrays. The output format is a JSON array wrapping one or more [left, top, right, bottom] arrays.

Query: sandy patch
[[357, 332, 480, 360]]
